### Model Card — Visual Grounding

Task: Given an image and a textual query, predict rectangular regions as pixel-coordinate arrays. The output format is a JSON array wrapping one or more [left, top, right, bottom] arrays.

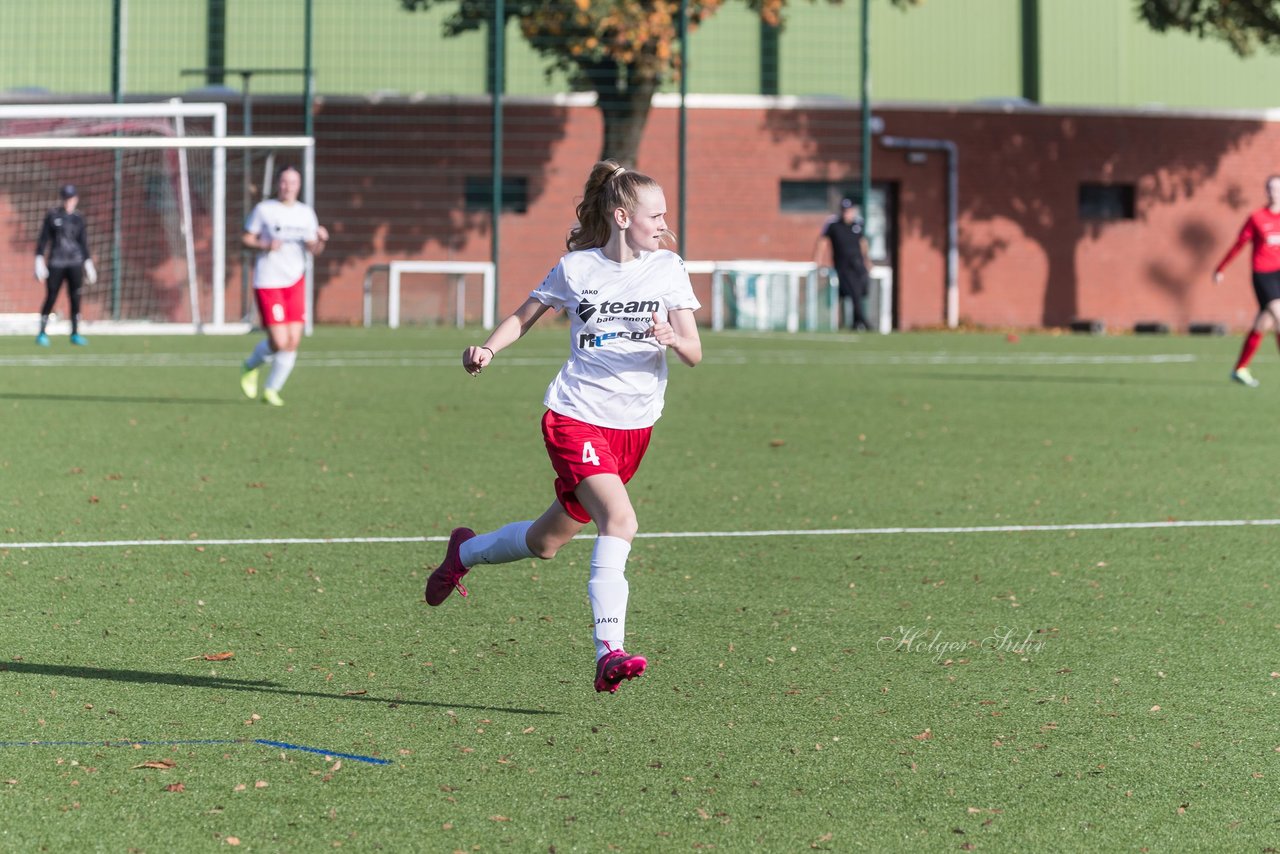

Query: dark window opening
[[465, 175, 528, 213], [1079, 183, 1134, 220], [780, 180, 862, 214]]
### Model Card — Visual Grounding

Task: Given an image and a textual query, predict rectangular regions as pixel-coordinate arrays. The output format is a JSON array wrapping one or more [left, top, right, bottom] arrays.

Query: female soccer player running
[[238, 166, 328, 406], [1214, 174, 1280, 387], [425, 160, 703, 694]]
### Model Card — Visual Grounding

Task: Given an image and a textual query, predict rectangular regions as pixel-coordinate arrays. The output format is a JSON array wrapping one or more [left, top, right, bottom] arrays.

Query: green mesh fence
[[14, 2, 1269, 329], [0, 1, 892, 327]]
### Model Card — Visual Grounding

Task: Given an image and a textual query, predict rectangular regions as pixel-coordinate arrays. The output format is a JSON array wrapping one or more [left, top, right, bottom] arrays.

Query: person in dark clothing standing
[[34, 183, 97, 347], [813, 197, 871, 331]]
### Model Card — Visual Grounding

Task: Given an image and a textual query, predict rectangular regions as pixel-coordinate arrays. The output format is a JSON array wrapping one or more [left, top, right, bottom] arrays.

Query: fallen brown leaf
[[164, 783, 185, 793], [133, 759, 176, 770]]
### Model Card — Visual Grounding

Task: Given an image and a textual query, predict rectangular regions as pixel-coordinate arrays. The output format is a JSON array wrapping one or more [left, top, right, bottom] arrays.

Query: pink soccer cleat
[[594, 649, 647, 693], [424, 527, 476, 606]]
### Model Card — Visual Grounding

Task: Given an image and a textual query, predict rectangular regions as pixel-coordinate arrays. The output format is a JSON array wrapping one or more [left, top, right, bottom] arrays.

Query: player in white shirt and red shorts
[[238, 166, 328, 406], [425, 159, 704, 694]]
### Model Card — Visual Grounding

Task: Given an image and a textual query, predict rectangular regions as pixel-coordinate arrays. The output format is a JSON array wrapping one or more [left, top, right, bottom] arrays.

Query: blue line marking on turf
[[0, 738, 390, 765], [253, 739, 391, 765]]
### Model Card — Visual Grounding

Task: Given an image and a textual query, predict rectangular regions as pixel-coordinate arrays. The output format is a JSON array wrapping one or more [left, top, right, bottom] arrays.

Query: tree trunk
[[594, 73, 659, 168]]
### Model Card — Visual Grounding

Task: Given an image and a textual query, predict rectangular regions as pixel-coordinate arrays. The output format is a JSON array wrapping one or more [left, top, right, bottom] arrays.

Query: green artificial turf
[[0, 327, 1276, 851]]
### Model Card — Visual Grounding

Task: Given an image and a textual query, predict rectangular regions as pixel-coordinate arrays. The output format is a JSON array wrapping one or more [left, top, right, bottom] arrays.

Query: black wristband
[[480, 346, 494, 357]]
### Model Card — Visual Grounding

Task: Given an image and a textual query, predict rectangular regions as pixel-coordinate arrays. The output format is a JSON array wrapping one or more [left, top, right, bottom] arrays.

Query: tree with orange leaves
[[400, 0, 914, 167], [1138, 0, 1280, 55]]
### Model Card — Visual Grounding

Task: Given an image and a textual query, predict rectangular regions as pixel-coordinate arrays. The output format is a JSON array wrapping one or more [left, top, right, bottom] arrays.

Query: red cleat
[[594, 649, 647, 693], [424, 527, 476, 606]]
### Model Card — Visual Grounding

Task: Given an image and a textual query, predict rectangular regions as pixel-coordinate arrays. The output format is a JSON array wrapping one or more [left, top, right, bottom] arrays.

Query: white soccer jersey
[[530, 248, 701, 430], [244, 199, 319, 288]]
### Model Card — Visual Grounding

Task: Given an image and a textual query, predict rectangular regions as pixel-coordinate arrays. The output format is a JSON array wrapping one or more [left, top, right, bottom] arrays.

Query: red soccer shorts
[[254, 276, 306, 326], [541, 409, 652, 524]]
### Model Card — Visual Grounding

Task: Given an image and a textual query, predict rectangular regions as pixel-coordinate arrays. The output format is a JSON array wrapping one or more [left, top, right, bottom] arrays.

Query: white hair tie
[[611, 166, 626, 179]]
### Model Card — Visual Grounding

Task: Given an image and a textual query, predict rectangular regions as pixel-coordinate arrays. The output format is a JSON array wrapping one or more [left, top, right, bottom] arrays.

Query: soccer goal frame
[[362, 260, 497, 329], [0, 101, 314, 333], [694, 260, 894, 333]]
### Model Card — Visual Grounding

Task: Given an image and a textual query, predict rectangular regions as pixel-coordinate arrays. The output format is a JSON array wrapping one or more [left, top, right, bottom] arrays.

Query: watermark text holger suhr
[[878, 626, 1049, 663]]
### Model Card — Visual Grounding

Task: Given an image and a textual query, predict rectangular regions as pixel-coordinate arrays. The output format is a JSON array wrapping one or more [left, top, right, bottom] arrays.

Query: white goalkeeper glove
[[84, 259, 98, 285], [34, 255, 48, 281]]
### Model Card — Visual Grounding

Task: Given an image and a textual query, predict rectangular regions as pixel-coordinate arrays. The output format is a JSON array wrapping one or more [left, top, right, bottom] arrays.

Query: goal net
[[0, 102, 314, 334]]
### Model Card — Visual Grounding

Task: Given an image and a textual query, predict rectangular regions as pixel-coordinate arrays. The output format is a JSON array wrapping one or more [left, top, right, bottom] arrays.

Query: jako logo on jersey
[[576, 298, 660, 322]]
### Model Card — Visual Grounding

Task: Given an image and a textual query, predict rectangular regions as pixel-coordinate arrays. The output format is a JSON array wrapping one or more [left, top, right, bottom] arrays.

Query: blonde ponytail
[[567, 160, 671, 251]]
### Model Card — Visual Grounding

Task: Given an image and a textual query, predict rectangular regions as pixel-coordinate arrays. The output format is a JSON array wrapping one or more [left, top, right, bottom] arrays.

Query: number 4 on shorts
[[582, 441, 600, 466]]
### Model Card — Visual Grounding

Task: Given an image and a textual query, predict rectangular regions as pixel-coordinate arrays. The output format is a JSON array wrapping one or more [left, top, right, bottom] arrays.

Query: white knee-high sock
[[245, 338, 273, 370], [265, 349, 297, 391], [459, 520, 535, 567], [589, 535, 631, 660]]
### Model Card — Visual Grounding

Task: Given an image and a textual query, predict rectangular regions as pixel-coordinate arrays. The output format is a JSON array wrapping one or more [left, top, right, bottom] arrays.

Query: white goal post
[[0, 101, 314, 334], [363, 261, 497, 329], [691, 260, 893, 333]]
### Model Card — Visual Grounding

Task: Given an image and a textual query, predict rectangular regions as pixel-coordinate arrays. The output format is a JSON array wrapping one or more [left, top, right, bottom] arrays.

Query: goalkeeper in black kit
[[34, 183, 96, 347]]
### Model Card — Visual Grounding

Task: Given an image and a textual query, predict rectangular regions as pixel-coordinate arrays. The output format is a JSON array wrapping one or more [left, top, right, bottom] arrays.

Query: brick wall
[[6, 98, 1276, 332], [869, 106, 1277, 330]]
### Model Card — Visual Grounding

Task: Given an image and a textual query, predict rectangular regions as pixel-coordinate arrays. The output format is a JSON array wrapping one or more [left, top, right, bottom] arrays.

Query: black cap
[[840, 197, 855, 209], [59, 184, 77, 199]]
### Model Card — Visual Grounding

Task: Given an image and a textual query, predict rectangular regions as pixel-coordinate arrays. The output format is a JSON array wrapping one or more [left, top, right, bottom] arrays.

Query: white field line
[[0, 351, 1199, 369], [3, 517, 1279, 550]]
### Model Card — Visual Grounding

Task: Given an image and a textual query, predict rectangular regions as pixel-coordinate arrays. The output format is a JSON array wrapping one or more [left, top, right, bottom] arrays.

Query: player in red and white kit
[[424, 159, 703, 694], [1214, 174, 1280, 388], [238, 166, 328, 406]]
